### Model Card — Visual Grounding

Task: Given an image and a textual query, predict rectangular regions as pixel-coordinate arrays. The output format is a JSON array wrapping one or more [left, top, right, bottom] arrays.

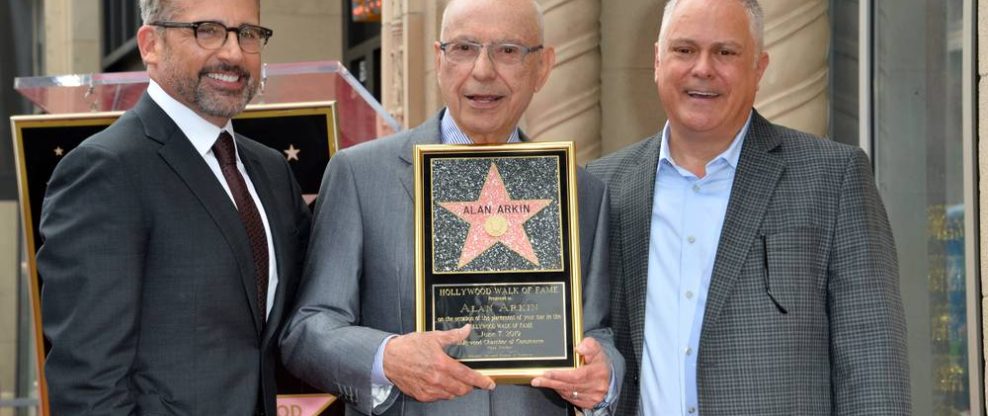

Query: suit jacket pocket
[[762, 226, 827, 314]]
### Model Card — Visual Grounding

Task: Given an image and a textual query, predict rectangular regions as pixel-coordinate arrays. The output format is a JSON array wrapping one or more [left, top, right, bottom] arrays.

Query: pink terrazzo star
[[439, 163, 552, 268]]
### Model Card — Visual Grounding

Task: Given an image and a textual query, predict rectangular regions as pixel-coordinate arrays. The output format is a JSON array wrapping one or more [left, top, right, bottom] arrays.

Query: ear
[[754, 50, 770, 89], [137, 25, 160, 67], [653, 41, 662, 84], [533, 45, 556, 92], [434, 41, 443, 80]]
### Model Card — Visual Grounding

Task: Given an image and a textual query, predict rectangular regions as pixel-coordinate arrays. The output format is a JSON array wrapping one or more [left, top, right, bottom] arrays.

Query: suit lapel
[[137, 95, 265, 335], [619, 134, 661, 366], [397, 112, 444, 201], [700, 112, 784, 341]]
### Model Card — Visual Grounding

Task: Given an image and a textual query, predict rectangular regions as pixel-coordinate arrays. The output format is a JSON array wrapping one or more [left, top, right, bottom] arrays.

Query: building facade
[[0, 0, 985, 414]]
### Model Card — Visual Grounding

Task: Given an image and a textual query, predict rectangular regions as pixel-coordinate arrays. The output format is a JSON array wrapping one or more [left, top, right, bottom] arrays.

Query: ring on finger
[[571, 391, 579, 399]]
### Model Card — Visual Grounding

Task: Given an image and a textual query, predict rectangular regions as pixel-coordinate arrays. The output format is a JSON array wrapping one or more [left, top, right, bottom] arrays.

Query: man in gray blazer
[[37, 0, 310, 414], [280, 0, 623, 414], [587, 0, 910, 414]]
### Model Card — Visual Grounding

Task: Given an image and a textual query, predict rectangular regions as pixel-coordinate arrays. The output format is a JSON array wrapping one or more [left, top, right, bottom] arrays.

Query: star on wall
[[53, 146, 64, 157], [438, 163, 551, 268], [283, 144, 300, 161]]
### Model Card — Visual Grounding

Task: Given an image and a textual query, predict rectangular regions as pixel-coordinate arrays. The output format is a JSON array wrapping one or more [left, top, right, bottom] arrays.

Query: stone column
[[524, 0, 602, 163], [43, 0, 100, 74], [755, 0, 831, 137], [599, 1, 663, 154], [261, 0, 342, 65], [382, 0, 444, 129]]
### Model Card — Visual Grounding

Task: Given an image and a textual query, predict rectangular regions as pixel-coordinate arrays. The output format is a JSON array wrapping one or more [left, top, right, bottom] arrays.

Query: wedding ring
[[571, 391, 579, 399]]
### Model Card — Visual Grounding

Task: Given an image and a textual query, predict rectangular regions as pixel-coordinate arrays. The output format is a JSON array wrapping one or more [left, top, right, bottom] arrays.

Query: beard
[[160, 56, 259, 120]]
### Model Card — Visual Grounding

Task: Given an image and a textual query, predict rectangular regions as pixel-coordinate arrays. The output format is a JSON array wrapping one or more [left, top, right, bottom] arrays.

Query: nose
[[691, 51, 714, 79], [216, 31, 245, 63], [470, 47, 497, 80]]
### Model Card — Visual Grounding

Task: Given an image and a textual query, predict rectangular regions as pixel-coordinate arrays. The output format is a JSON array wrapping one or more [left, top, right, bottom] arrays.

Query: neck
[[666, 125, 738, 178], [466, 132, 511, 145]]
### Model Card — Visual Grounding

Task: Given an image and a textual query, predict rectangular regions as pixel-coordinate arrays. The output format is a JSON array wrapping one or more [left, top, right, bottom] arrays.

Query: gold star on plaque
[[283, 144, 300, 161], [54, 146, 64, 157]]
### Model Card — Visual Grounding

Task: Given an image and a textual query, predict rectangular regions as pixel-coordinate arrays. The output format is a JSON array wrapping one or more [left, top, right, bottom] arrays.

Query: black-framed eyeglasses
[[150, 21, 273, 54], [439, 40, 543, 66]]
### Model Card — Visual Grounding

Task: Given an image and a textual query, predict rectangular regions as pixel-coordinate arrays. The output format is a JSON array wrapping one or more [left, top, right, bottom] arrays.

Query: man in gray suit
[[280, 0, 623, 414], [38, 0, 310, 414], [587, 0, 910, 414]]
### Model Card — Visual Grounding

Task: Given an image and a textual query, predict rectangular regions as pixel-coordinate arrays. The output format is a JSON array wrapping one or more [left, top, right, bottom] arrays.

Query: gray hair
[[139, 0, 179, 25], [139, 0, 260, 25], [440, 0, 546, 43], [658, 0, 765, 56]]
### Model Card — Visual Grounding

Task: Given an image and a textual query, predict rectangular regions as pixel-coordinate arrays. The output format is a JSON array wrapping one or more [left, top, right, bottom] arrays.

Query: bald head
[[441, 0, 545, 43]]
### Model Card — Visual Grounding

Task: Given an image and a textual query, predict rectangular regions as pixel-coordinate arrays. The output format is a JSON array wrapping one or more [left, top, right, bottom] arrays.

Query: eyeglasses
[[439, 41, 543, 66], [150, 21, 273, 54]]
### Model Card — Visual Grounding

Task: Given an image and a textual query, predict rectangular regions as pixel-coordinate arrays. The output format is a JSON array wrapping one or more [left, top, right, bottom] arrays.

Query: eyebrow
[[667, 38, 745, 50]]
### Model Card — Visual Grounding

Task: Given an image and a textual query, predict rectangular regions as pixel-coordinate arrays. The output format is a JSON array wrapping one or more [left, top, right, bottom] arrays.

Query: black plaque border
[[413, 142, 583, 383]]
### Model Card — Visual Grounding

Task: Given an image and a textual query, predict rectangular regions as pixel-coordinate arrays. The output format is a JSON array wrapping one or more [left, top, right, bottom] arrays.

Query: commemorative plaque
[[414, 142, 583, 383]]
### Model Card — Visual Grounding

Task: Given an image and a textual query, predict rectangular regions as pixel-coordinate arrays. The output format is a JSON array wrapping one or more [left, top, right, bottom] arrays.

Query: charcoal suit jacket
[[38, 93, 311, 415]]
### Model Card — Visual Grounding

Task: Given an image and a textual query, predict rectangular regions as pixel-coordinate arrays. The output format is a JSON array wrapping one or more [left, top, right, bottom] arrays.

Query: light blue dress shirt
[[640, 114, 751, 415]]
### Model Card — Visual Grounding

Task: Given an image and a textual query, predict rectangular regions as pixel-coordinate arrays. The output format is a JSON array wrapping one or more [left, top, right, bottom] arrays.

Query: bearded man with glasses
[[38, 0, 311, 414], [279, 0, 624, 415]]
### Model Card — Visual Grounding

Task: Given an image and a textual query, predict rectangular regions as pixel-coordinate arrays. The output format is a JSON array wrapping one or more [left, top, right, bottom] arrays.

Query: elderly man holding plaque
[[280, 0, 623, 414]]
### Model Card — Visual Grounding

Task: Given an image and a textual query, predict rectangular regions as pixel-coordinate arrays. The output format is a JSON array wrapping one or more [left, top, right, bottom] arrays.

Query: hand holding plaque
[[531, 337, 611, 409], [414, 142, 584, 383], [383, 324, 495, 402]]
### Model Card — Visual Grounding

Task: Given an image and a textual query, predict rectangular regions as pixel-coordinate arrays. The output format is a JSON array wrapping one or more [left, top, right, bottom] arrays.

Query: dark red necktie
[[213, 131, 269, 324]]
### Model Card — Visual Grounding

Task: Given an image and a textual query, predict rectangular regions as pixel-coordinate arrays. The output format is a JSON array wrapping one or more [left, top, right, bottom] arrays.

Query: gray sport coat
[[38, 93, 312, 415], [280, 111, 624, 415], [586, 111, 910, 415]]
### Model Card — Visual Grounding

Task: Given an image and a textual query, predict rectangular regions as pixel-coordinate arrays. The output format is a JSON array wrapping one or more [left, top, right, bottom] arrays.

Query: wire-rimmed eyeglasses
[[439, 40, 544, 66], [150, 21, 274, 54]]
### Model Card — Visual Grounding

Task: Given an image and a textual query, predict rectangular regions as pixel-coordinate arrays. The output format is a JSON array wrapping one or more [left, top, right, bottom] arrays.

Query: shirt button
[[685, 347, 693, 356], [692, 184, 701, 192], [688, 406, 697, 414], [685, 291, 694, 299], [687, 236, 696, 244]]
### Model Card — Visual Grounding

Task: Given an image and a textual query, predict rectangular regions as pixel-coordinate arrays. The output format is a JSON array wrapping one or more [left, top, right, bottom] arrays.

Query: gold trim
[[413, 141, 584, 380], [9, 101, 339, 414]]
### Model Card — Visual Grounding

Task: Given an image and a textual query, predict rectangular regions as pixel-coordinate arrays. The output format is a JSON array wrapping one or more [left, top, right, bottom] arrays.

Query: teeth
[[688, 91, 717, 97], [207, 73, 240, 82]]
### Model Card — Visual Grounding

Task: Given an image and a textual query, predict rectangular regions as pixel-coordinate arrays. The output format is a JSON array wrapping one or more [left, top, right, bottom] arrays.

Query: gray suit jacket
[[280, 111, 624, 415], [587, 111, 910, 415], [38, 93, 312, 415]]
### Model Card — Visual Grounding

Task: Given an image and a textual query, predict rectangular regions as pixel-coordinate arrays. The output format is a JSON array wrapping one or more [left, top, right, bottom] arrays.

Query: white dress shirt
[[640, 113, 751, 415], [146, 80, 279, 318]]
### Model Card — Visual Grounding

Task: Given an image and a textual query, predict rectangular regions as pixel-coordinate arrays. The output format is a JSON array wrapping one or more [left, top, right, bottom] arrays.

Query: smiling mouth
[[206, 73, 242, 83], [686, 90, 720, 99], [466, 94, 504, 103]]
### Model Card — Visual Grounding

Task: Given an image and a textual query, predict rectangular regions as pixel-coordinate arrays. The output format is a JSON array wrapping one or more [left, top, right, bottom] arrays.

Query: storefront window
[[870, 0, 979, 414]]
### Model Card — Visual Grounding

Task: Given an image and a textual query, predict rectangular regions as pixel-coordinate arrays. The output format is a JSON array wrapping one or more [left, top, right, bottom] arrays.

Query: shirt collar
[[440, 109, 522, 145], [658, 111, 752, 170], [146, 79, 236, 157]]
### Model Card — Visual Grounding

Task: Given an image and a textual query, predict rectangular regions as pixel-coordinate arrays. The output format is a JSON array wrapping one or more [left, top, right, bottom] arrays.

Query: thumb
[[439, 323, 473, 345], [577, 337, 602, 362]]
